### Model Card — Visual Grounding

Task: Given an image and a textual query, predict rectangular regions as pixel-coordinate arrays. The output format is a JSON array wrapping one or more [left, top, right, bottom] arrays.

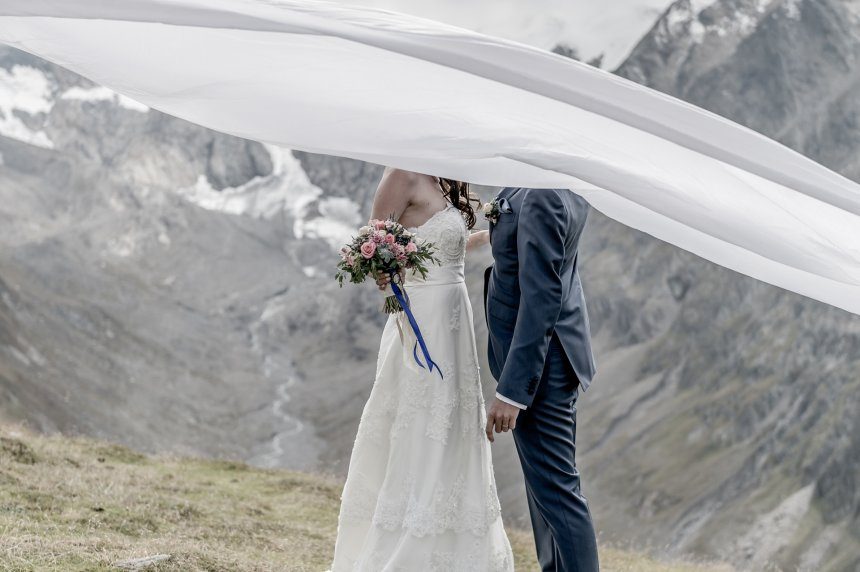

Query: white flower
[[483, 199, 501, 223]]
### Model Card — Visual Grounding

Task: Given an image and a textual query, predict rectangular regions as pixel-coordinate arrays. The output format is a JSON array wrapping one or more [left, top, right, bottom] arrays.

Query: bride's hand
[[375, 272, 391, 291], [375, 269, 404, 292]]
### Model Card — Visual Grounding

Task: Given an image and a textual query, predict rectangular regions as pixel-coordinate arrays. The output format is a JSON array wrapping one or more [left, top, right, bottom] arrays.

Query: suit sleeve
[[496, 190, 568, 408], [496, 392, 527, 409]]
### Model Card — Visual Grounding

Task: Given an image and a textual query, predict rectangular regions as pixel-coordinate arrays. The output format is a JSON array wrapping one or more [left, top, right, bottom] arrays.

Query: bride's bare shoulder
[[380, 167, 424, 187], [376, 169, 433, 205], [372, 168, 427, 218]]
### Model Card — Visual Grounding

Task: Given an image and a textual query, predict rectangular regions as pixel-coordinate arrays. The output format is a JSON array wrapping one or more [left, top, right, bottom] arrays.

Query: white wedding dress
[[332, 206, 514, 572]]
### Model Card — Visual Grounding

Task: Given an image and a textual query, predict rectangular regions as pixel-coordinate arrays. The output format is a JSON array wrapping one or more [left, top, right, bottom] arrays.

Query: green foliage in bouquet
[[335, 218, 439, 313]]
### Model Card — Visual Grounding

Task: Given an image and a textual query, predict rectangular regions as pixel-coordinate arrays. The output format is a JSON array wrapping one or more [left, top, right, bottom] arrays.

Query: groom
[[484, 187, 599, 572]]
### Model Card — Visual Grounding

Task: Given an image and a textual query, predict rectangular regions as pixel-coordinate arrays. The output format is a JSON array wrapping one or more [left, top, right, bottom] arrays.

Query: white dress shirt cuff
[[496, 392, 527, 410]]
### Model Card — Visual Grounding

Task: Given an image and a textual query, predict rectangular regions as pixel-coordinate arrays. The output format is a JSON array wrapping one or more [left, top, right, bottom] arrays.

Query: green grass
[[0, 426, 731, 571]]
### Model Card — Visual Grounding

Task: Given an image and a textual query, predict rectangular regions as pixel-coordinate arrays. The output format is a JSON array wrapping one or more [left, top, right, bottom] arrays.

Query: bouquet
[[336, 218, 438, 313]]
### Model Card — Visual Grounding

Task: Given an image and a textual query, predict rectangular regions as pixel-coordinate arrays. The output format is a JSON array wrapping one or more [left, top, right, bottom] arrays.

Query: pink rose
[[360, 241, 377, 259], [394, 244, 406, 261], [384, 233, 396, 244], [374, 220, 387, 230], [405, 242, 418, 254]]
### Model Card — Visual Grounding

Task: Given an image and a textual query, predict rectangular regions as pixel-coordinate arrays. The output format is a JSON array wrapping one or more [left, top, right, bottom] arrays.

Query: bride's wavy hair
[[438, 177, 480, 230]]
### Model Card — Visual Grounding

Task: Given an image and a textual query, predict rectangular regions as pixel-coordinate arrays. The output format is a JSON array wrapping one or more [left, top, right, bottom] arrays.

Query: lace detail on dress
[[353, 545, 513, 572], [357, 354, 484, 449], [339, 469, 503, 536], [353, 545, 512, 572], [449, 304, 462, 330], [429, 547, 514, 572], [338, 472, 379, 523], [367, 472, 502, 537], [410, 206, 467, 267]]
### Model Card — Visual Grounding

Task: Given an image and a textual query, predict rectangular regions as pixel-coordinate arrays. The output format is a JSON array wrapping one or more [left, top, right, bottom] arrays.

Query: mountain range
[[0, 0, 858, 570]]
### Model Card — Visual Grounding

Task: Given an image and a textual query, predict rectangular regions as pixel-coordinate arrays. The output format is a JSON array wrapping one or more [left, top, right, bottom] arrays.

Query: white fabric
[[334, 207, 513, 570], [1, 0, 859, 314], [496, 392, 526, 410]]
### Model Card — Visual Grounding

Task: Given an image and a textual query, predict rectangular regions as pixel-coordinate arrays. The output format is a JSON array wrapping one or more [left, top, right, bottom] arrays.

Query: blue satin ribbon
[[389, 271, 443, 379]]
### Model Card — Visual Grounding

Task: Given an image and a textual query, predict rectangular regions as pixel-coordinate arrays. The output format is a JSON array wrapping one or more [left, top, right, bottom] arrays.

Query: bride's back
[[375, 168, 449, 229]]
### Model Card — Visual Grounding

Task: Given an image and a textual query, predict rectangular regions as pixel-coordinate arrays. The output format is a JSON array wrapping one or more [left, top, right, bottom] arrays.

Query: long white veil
[[1, 0, 859, 314]]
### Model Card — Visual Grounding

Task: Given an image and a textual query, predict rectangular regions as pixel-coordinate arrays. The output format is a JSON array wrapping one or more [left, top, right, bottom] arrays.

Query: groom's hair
[[439, 178, 479, 230]]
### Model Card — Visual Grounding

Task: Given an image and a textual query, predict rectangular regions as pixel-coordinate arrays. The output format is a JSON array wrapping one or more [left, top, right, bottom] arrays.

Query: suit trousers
[[511, 335, 599, 572]]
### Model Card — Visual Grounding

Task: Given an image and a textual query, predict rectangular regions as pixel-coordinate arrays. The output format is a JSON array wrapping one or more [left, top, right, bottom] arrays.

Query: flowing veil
[[1, 0, 859, 314]]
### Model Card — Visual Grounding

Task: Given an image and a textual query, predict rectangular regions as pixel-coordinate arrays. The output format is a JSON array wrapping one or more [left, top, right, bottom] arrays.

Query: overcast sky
[[331, 0, 678, 69]]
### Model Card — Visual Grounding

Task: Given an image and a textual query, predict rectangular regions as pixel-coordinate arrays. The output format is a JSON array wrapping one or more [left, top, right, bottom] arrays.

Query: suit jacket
[[484, 187, 596, 407]]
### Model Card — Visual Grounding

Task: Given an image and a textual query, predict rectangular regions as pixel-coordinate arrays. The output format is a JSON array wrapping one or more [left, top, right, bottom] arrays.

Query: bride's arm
[[370, 168, 416, 291], [370, 167, 415, 222], [467, 230, 489, 251]]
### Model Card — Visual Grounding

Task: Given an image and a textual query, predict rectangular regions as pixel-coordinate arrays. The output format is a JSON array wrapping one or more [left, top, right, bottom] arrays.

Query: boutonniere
[[482, 197, 511, 224]]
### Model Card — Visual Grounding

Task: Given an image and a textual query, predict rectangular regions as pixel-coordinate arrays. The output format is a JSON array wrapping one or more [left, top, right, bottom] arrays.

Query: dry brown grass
[[0, 426, 730, 571]]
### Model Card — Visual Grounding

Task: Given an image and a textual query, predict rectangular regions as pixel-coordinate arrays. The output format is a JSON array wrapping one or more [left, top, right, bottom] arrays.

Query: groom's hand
[[485, 398, 520, 442]]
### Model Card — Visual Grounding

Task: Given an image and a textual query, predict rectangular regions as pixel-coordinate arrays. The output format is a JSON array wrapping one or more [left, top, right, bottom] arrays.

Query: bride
[[331, 169, 514, 571]]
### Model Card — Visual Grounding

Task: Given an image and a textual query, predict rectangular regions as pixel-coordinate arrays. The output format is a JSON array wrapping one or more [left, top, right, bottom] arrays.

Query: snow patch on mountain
[[0, 65, 54, 148], [176, 146, 318, 219], [330, 0, 678, 70], [294, 196, 362, 250], [61, 86, 150, 113], [656, 0, 779, 46], [783, 0, 803, 19], [846, 0, 860, 22], [1, 64, 151, 150], [175, 145, 360, 249], [690, 0, 719, 12]]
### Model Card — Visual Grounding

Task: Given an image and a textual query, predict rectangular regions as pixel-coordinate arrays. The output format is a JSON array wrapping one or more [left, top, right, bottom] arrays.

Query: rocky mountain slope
[[0, 47, 332, 470], [618, 0, 860, 179], [597, 0, 860, 569], [1, 0, 859, 570]]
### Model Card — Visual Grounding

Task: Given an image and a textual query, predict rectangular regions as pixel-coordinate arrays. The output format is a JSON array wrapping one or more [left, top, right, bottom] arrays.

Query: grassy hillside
[[0, 427, 731, 572]]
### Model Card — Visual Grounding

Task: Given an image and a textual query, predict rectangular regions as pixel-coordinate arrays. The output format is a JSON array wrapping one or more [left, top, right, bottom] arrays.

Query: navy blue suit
[[485, 187, 598, 572]]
